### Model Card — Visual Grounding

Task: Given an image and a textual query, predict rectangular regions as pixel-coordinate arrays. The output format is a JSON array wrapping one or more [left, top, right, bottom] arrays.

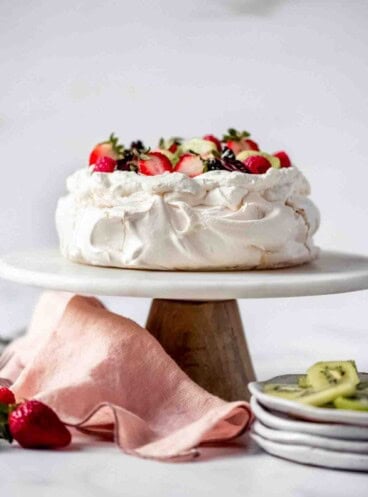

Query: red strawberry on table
[[223, 128, 260, 155], [89, 133, 124, 166], [273, 150, 292, 168], [242, 155, 271, 174], [174, 153, 205, 177], [203, 134, 222, 152], [8, 400, 71, 449], [93, 156, 117, 173], [0, 387, 15, 405], [138, 151, 172, 176]]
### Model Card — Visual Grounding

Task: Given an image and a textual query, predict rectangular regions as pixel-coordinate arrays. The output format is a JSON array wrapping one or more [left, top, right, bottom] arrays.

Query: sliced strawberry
[[225, 140, 242, 155], [89, 133, 124, 165], [174, 153, 205, 177], [273, 150, 292, 168], [243, 139, 260, 151], [226, 138, 260, 154], [138, 151, 172, 176], [203, 134, 222, 152], [93, 156, 116, 173], [222, 128, 260, 155], [242, 155, 271, 174]]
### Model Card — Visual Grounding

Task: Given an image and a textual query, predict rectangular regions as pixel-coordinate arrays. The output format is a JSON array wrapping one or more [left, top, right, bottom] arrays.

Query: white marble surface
[[1, 288, 368, 496], [1, 432, 368, 497]]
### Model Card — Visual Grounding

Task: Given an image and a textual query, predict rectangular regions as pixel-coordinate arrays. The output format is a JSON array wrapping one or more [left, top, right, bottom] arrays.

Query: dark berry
[[221, 147, 236, 161], [205, 158, 225, 171], [232, 159, 250, 173], [130, 140, 145, 152], [116, 150, 138, 172]]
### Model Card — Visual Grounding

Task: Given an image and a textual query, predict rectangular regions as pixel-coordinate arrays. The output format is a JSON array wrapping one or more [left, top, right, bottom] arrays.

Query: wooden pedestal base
[[146, 299, 256, 401]]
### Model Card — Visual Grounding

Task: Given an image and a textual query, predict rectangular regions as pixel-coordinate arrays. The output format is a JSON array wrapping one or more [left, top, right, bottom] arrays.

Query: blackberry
[[230, 159, 250, 173], [130, 140, 145, 152], [205, 158, 224, 171], [221, 147, 236, 161], [222, 157, 250, 174], [221, 161, 237, 172], [116, 149, 138, 172]]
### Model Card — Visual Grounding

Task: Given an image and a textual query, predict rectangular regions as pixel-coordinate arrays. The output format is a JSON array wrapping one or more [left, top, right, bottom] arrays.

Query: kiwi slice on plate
[[263, 384, 313, 400], [334, 382, 368, 411], [334, 396, 368, 411], [298, 375, 310, 388], [306, 360, 360, 390], [298, 382, 356, 407], [264, 381, 356, 407]]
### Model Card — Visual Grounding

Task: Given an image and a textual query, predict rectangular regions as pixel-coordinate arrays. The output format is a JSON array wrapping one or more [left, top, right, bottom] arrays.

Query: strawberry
[[222, 128, 259, 155], [93, 156, 116, 173], [89, 133, 124, 165], [158, 137, 182, 154], [242, 155, 271, 174], [174, 153, 205, 177], [243, 139, 260, 151], [168, 143, 179, 153], [8, 400, 71, 449], [138, 151, 172, 176], [273, 150, 292, 168], [203, 134, 222, 152], [0, 387, 15, 405]]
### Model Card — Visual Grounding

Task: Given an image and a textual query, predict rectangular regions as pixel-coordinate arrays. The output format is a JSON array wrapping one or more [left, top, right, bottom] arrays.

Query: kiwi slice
[[298, 375, 310, 388], [298, 382, 356, 407], [263, 383, 314, 400], [306, 361, 359, 390], [180, 138, 218, 156], [334, 382, 368, 411], [264, 381, 356, 406], [334, 396, 368, 411]]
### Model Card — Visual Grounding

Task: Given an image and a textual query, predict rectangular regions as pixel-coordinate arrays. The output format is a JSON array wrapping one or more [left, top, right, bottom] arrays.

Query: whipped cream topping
[[56, 167, 320, 270]]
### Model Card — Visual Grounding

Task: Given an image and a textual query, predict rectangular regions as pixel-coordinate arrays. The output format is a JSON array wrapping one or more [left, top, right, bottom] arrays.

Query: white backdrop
[[0, 0, 367, 376]]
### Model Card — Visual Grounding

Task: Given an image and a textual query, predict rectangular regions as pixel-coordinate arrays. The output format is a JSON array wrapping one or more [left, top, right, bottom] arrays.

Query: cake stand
[[1, 248, 368, 401]]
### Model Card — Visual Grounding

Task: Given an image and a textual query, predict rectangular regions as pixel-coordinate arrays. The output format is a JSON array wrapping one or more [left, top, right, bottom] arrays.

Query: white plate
[[249, 373, 368, 426], [252, 420, 368, 453], [251, 432, 368, 471], [251, 397, 368, 440]]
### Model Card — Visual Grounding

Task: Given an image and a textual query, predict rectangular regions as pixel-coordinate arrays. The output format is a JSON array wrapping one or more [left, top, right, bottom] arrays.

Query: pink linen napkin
[[0, 292, 252, 461]]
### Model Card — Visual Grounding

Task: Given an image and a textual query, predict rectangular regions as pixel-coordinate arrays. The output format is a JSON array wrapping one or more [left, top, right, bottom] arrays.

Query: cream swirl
[[56, 167, 320, 270]]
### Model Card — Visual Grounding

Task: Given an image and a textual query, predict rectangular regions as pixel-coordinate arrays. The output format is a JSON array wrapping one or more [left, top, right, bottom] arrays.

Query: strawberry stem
[[0, 402, 14, 443], [105, 132, 125, 159], [222, 128, 251, 142]]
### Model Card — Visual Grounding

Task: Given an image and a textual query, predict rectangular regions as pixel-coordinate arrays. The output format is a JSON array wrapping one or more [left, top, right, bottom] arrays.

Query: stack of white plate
[[248, 373, 368, 471]]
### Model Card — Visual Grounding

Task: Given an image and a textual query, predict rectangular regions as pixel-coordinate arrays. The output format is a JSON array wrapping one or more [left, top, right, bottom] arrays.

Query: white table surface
[[1, 283, 368, 496]]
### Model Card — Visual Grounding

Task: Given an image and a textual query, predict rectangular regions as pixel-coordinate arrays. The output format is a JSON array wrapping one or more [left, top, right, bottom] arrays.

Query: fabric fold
[[0, 291, 252, 461]]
